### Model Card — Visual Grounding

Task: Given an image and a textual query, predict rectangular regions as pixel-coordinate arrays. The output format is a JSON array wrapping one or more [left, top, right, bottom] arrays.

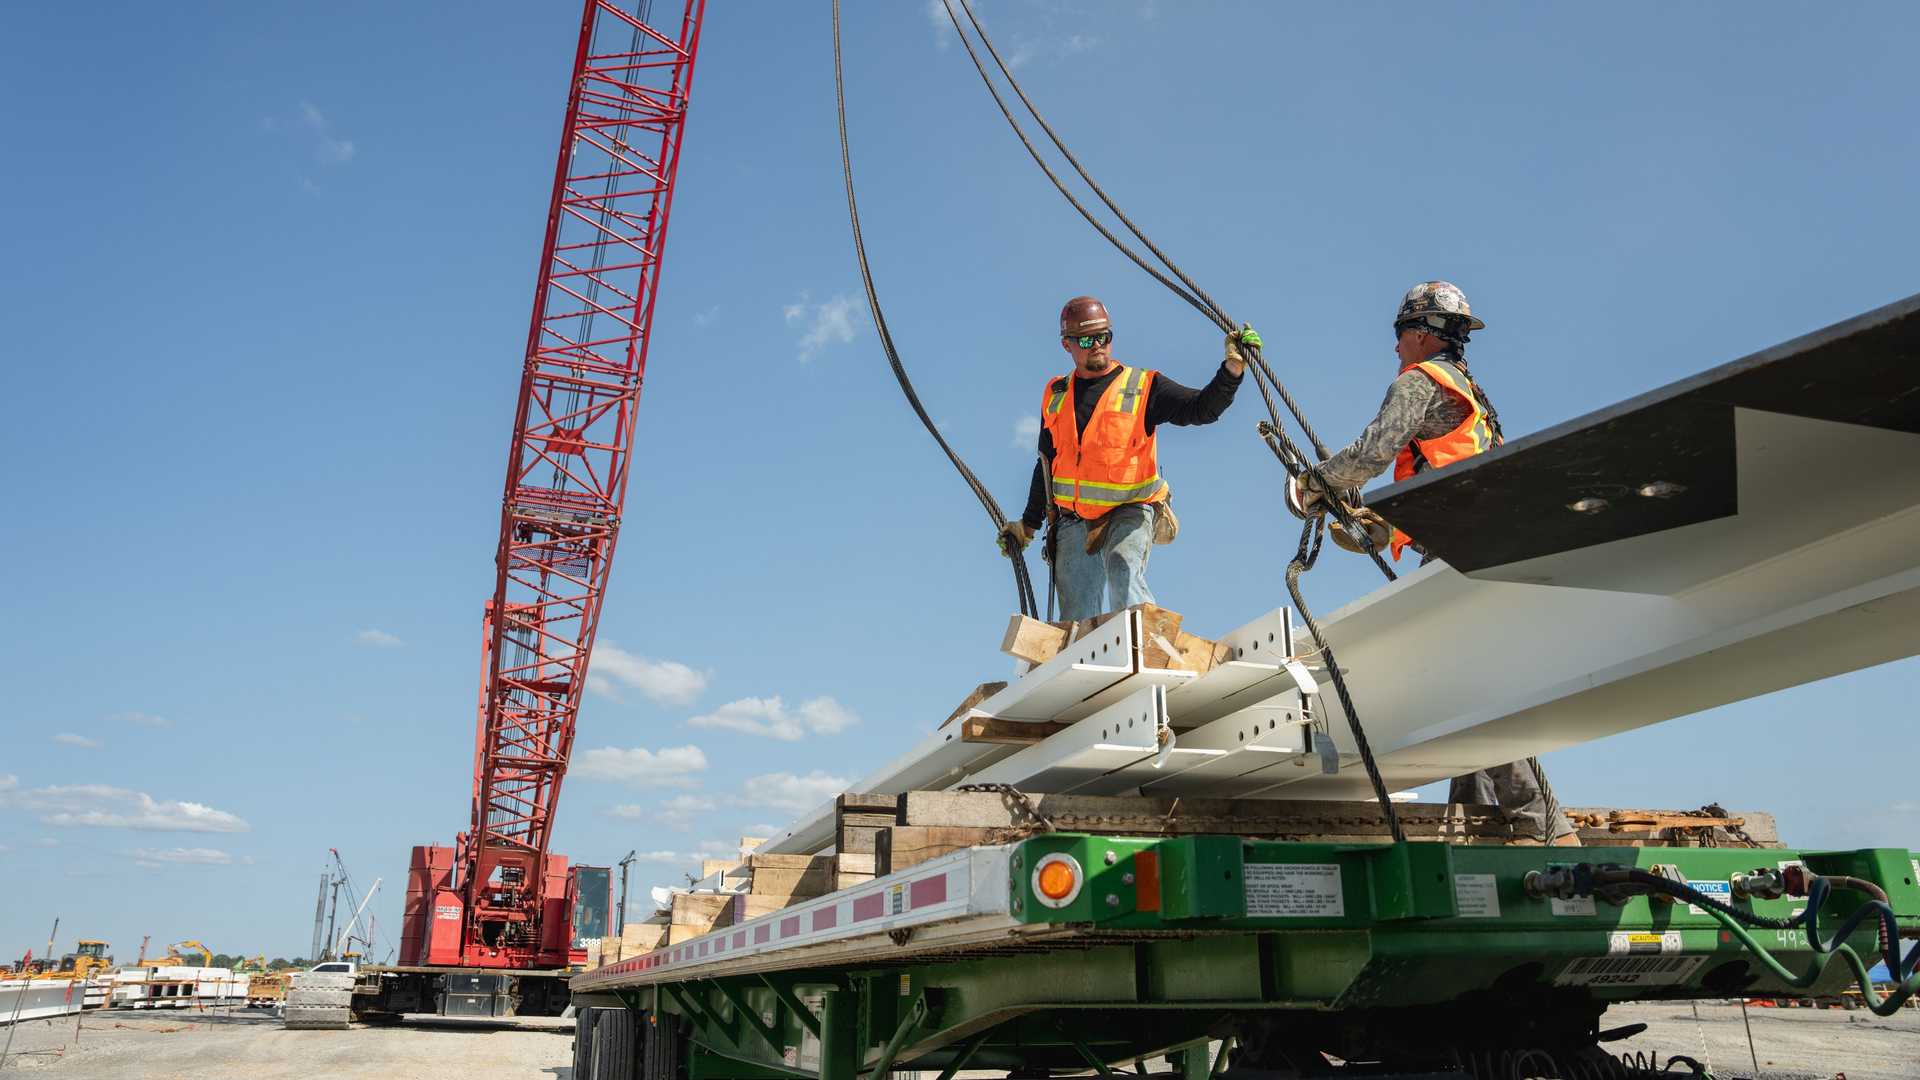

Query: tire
[[575, 1008, 602, 1079], [593, 1009, 636, 1080], [643, 1012, 683, 1080]]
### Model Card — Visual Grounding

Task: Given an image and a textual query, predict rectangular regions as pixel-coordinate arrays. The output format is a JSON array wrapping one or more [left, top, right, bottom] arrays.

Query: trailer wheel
[[574, 1008, 602, 1079], [592, 1008, 639, 1080], [642, 1011, 685, 1080]]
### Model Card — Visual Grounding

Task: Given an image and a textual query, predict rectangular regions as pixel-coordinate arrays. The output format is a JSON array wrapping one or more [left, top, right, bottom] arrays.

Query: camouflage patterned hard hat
[[1394, 281, 1485, 341]]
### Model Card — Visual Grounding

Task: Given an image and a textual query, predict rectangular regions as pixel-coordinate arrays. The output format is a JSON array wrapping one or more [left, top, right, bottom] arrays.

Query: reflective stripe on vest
[[1388, 359, 1497, 561], [1040, 365, 1169, 520]]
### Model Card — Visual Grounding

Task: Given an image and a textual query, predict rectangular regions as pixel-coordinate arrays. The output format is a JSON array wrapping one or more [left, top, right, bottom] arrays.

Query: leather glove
[[1284, 474, 1329, 520], [1330, 508, 1393, 554], [997, 520, 1035, 556], [1224, 324, 1262, 366]]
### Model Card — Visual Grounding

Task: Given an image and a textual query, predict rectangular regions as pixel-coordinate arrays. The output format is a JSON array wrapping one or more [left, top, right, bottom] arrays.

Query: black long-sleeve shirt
[[1022, 361, 1243, 528]]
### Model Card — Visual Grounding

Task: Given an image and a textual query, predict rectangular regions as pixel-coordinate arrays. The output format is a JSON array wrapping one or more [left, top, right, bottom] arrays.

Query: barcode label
[[1554, 954, 1707, 987]]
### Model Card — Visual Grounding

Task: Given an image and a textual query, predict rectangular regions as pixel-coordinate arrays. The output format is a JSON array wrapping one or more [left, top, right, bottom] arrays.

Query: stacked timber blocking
[[828, 793, 893, 891]]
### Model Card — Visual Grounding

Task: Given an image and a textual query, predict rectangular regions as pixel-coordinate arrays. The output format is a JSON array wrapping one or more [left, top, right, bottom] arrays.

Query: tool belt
[[1053, 501, 1176, 556]]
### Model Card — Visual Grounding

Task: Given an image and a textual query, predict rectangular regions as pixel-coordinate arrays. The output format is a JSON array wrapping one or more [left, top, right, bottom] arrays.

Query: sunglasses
[[1066, 330, 1113, 349]]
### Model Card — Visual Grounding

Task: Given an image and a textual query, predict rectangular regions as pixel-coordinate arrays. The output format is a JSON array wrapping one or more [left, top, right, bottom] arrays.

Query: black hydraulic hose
[[832, 0, 1037, 619]]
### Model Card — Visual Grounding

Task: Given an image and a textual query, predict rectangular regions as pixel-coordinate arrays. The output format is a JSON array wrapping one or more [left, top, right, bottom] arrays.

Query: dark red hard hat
[[1059, 296, 1111, 336]]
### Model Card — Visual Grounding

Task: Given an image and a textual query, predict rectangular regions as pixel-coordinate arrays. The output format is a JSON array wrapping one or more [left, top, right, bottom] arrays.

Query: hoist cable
[[937, 0, 1395, 584], [833, 0, 1038, 619], [946, 0, 1336, 464], [937, 0, 1404, 840]]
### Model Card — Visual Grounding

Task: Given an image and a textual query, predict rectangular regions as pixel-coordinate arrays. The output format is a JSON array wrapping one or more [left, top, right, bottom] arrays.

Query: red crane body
[[401, 0, 707, 972]]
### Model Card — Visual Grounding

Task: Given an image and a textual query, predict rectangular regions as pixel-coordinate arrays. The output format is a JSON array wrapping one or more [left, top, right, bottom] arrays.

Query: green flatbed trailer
[[568, 834, 1920, 1079]]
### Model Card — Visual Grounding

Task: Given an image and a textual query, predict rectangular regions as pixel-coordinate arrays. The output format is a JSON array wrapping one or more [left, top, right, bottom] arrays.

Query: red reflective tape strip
[[754, 924, 770, 944], [910, 875, 948, 908], [1134, 851, 1160, 912], [853, 893, 884, 921], [733, 931, 746, 948], [812, 907, 838, 931], [781, 916, 800, 938]]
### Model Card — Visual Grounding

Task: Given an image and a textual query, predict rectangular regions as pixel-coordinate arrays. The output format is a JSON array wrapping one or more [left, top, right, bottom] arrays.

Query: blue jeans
[[1049, 503, 1156, 622]]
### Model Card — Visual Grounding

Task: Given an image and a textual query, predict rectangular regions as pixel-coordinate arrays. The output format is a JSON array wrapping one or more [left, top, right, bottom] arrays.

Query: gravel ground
[[2, 1001, 1914, 1078], [1600, 1000, 1920, 1079], [0, 1009, 573, 1079]]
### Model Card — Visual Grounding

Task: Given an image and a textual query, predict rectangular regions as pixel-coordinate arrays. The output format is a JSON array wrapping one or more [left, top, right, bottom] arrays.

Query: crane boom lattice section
[[461, 0, 705, 968]]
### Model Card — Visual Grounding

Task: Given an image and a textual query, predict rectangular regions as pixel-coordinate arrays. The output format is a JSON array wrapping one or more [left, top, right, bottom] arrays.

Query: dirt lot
[[1602, 1000, 1920, 1079], [2, 1001, 1915, 1078], [0, 1010, 573, 1079]]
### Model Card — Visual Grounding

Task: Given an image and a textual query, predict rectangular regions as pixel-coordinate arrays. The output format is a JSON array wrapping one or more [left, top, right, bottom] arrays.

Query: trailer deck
[[575, 835, 1919, 1078]]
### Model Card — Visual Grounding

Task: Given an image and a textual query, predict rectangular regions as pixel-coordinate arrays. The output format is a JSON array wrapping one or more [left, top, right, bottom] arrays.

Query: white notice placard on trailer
[[1244, 863, 1344, 917]]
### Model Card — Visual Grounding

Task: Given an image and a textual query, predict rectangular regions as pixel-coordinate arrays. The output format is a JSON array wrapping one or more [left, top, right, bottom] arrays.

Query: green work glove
[[1224, 324, 1262, 367], [997, 520, 1035, 556]]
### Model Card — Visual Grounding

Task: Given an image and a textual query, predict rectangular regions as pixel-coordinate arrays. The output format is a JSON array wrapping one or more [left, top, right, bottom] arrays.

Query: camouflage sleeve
[[1314, 370, 1442, 490]]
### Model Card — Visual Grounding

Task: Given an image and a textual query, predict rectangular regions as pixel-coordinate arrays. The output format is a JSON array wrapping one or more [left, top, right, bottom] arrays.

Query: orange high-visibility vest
[[1041, 365, 1170, 520], [1389, 359, 1498, 561]]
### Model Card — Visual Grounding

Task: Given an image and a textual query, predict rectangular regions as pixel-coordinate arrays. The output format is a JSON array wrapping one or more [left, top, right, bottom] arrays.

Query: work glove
[[1224, 324, 1263, 367], [1284, 473, 1329, 520], [1330, 507, 1393, 555], [997, 520, 1035, 556]]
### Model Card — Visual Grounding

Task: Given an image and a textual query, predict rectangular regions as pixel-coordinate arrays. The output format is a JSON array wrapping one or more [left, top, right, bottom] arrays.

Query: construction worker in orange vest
[[999, 296, 1256, 621], [1291, 281, 1574, 845]]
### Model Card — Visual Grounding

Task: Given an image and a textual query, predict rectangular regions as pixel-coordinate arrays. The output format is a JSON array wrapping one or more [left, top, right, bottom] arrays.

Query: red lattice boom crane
[[385, 0, 707, 1012]]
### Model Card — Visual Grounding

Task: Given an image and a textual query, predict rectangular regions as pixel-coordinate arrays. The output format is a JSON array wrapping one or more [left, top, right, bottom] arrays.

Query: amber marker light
[[1031, 853, 1084, 908]]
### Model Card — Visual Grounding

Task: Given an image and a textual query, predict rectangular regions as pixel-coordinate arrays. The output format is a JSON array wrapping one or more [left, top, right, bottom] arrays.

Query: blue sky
[[3, 1, 1918, 962]]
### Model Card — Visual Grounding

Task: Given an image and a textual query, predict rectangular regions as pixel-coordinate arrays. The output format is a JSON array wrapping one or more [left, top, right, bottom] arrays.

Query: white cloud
[[119, 712, 171, 728], [130, 847, 233, 866], [687, 696, 858, 742], [300, 101, 356, 164], [33, 837, 58, 848], [1062, 34, 1097, 55], [53, 733, 102, 749], [588, 644, 708, 706], [659, 794, 717, 828], [692, 304, 721, 327], [628, 850, 691, 864], [925, 0, 955, 48], [0, 781, 250, 833], [356, 628, 404, 648], [573, 744, 708, 787], [783, 292, 860, 362], [1012, 414, 1041, 449], [735, 770, 851, 814]]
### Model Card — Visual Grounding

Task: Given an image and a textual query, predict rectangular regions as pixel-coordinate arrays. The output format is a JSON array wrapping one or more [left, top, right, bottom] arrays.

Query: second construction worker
[[999, 296, 1256, 621], [1292, 280, 1575, 845]]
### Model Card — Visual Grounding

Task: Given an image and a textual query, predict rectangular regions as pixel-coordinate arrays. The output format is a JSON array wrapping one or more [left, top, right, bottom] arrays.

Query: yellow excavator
[[135, 938, 215, 968]]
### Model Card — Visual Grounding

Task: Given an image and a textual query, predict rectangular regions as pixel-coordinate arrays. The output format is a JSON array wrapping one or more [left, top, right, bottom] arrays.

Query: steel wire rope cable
[[937, 0, 1396, 584], [831, 0, 1038, 618], [936, 0, 1406, 839]]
